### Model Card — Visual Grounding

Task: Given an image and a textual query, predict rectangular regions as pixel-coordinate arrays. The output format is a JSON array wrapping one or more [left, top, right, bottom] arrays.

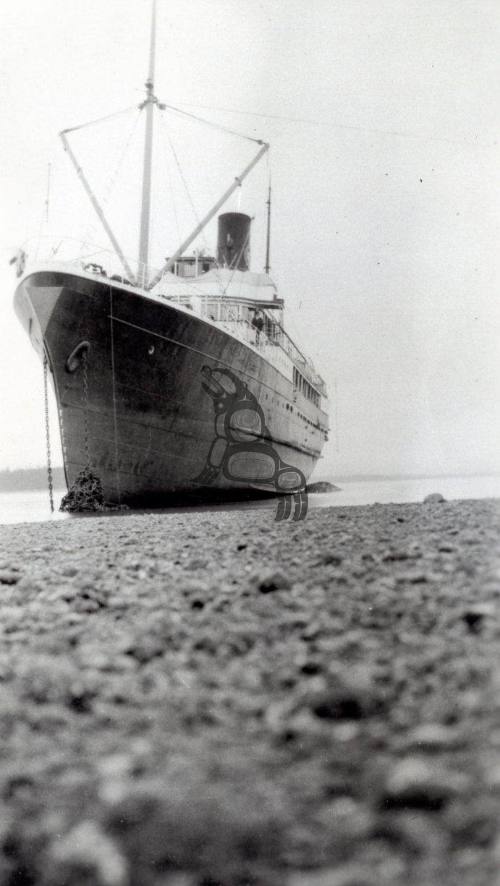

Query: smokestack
[[217, 212, 251, 270]]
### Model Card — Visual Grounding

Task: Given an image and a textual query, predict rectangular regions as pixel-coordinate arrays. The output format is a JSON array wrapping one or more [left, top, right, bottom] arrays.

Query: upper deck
[[14, 236, 328, 409]]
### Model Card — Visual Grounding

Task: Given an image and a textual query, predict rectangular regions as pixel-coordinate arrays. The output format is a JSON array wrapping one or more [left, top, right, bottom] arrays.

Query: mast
[[138, 0, 157, 287], [264, 182, 271, 274]]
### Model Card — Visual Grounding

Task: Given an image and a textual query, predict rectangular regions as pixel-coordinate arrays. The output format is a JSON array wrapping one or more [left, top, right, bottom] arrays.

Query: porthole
[[148, 344, 155, 355]]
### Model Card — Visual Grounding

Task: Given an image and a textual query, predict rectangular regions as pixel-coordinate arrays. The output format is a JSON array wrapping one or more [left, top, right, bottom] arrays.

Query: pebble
[[405, 723, 462, 752], [373, 811, 447, 857], [461, 602, 497, 631], [0, 570, 19, 586], [256, 569, 291, 593], [47, 820, 128, 886], [288, 864, 378, 886], [308, 668, 383, 722], [382, 757, 468, 811]]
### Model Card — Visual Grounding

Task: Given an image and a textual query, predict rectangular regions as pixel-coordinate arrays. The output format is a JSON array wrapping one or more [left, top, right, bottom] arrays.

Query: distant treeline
[[0, 467, 65, 492]]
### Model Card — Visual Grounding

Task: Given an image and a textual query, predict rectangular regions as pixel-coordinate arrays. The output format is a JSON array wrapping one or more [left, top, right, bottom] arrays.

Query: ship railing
[[267, 322, 327, 396], [14, 235, 162, 289], [268, 321, 324, 393], [209, 315, 311, 384], [270, 322, 325, 393], [216, 316, 286, 360], [162, 291, 326, 393]]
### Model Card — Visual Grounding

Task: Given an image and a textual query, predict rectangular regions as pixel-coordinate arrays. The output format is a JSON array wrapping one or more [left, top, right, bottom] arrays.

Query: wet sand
[[0, 498, 499, 885]]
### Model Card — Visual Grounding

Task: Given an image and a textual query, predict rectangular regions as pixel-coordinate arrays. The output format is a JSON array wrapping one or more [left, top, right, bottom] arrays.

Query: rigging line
[[36, 162, 52, 260], [162, 102, 264, 145], [45, 163, 51, 223], [77, 110, 141, 246], [61, 105, 139, 135], [102, 109, 142, 207], [265, 154, 272, 275], [80, 109, 142, 259], [174, 102, 492, 149], [157, 116, 182, 251], [163, 126, 226, 297], [60, 130, 135, 280], [165, 129, 208, 248]]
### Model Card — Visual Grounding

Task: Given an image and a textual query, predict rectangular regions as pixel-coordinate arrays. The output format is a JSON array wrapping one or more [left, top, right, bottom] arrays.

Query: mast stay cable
[[102, 109, 142, 208], [172, 101, 490, 148], [60, 129, 136, 283], [160, 116, 225, 296], [61, 106, 139, 136], [161, 102, 264, 145], [147, 140, 269, 290], [265, 155, 272, 275], [157, 116, 182, 248], [79, 109, 142, 253]]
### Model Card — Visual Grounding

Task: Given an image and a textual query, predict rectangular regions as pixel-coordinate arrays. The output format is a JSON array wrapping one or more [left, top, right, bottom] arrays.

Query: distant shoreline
[[333, 471, 500, 482], [0, 467, 498, 493], [0, 467, 66, 492]]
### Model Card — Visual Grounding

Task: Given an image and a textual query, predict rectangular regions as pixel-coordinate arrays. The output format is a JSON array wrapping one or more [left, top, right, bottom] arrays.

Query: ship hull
[[15, 270, 327, 506]]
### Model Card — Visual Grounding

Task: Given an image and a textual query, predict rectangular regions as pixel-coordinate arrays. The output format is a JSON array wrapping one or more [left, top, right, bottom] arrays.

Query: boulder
[[306, 481, 340, 493], [423, 493, 446, 504]]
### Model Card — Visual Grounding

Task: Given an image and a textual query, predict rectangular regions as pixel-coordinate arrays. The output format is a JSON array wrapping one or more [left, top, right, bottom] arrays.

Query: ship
[[13, 2, 329, 511]]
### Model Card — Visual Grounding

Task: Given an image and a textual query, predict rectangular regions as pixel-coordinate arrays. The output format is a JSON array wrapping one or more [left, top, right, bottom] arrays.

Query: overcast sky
[[0, 0, 499, 478]]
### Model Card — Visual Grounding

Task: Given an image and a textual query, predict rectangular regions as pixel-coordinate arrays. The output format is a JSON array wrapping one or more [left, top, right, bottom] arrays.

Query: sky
[[0, 0, 499, 479]]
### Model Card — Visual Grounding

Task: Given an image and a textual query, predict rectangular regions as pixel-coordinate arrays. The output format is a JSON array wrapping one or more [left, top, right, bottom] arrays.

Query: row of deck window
[[293, 367, 320, 407]]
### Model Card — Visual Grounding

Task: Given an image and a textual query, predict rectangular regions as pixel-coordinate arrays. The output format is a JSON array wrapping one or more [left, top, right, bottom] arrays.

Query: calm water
[[0, 476, 499, 526]]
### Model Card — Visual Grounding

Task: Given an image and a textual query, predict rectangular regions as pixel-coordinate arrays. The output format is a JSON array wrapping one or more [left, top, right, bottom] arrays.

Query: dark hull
[[15, 270, 327, 506]]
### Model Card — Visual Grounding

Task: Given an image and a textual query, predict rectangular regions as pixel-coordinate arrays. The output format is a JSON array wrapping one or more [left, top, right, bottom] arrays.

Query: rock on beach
[[0, 498, 499, 885]]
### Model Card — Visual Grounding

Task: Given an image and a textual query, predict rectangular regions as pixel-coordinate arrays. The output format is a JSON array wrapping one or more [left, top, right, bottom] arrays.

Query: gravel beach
[[0, 498, 499, 886]]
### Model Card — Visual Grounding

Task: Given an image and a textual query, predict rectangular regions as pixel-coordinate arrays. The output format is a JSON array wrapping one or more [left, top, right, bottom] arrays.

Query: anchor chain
[[82, 346, 90, 468], [43, 353, 54, 513]]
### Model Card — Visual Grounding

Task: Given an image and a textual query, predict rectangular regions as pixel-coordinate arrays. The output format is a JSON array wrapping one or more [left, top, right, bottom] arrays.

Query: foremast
[[58, 0, 270, 290], [138, 0, 157, 287]]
